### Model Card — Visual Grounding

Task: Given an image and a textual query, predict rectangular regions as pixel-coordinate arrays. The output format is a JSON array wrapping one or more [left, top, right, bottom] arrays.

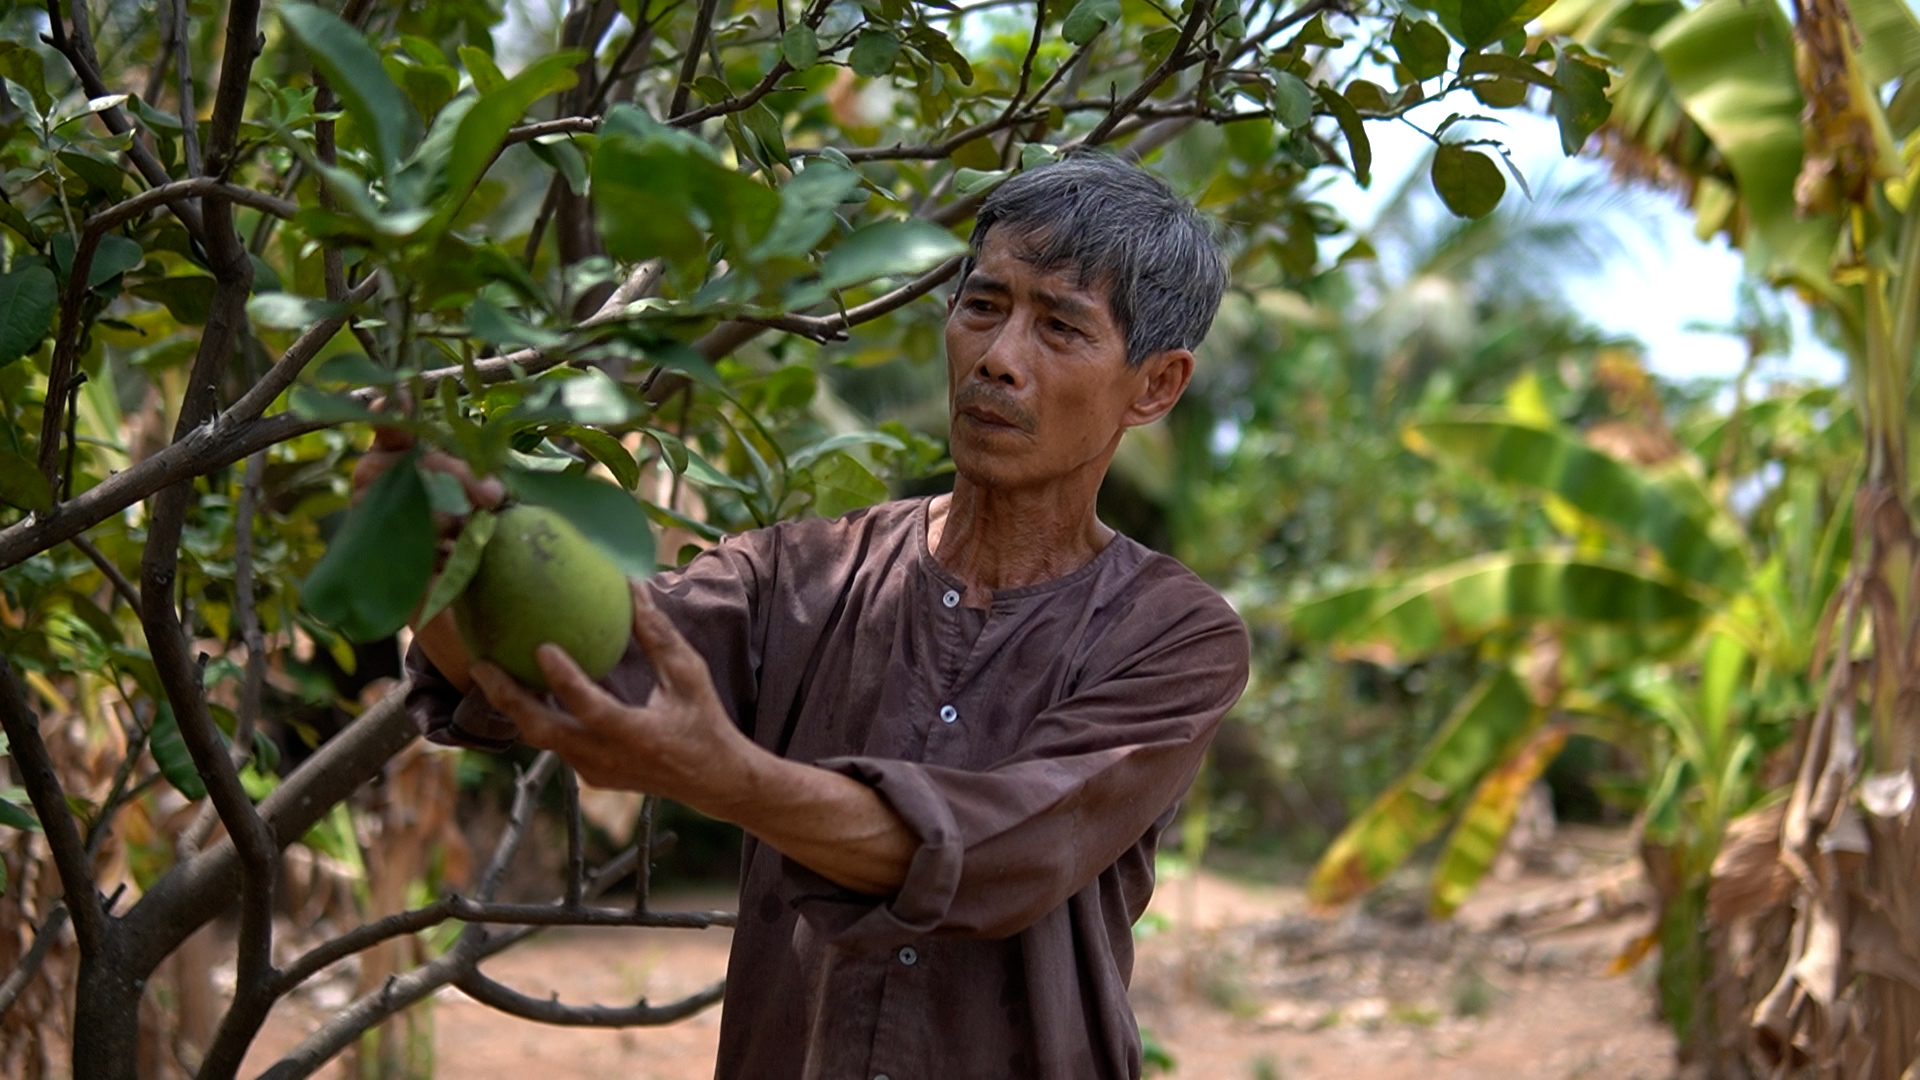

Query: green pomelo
[[453, 505, 631, 690]]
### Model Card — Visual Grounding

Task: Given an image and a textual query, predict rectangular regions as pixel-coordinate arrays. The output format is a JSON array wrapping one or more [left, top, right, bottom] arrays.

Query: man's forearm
[[706, 750, 916, 897]]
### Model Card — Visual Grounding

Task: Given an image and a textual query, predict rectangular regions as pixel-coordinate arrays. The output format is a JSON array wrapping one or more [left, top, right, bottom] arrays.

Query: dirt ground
[[244, 826, 1676, 1079]]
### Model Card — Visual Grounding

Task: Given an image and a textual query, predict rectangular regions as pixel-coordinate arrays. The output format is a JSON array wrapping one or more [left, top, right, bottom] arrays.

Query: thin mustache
[[953, 386, 1036, 432]]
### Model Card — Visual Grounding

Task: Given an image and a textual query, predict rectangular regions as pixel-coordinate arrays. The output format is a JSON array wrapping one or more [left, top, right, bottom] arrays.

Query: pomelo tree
[[0, 0, 1604, 1074]]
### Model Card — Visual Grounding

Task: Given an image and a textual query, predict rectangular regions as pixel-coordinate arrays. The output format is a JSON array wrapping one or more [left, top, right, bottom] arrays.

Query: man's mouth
[[954, 391, 1035, 433]]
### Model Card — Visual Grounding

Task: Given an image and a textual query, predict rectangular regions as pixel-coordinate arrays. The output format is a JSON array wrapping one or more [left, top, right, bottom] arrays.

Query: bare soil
[[245, 827, 1676, 1079]]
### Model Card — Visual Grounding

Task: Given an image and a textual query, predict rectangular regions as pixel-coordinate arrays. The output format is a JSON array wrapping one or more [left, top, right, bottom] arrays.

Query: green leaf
[[642, 428, 690, 474], [469, 298, 564, 350], [302, 452, 438, 641], [1551, 55, 1611, 154], [849, 30, 901, 78], [505, 468, 656, 577], [130, 275, 218, 325], [1287, 551, 1708, 661], [953, 168, 1008, 196], [1406, 418, 1750, 593], [682, 449, 756, 493], [0, 448, 51, 513], [1429, 723, 1569, 916], [149, 704, 209, 801], [0, 265, 56, 368], [1430, 143, 1505, 218], [1308, 670, 1540, 907], [1427, 0, 1555, 50], [289, 385, 378, 423], [1391, 17, 1451, 81], [0, 795, 37, 832], [434, 50, 581, 228], [756, 161, 863, 260], [820, 219, 966, 290], [1270, 72, 1315, 130], [248, 293, 347, 330], [1652, 0, 1834, 293], [567, 425, 642, 489], [1314, 83, 1371, 186], [1062, 0, 1121, 44], [280, 3, 416, 179], [782, 25, 820, 70], [592, 114, 781, 279], [807, 452, 889, 517], [458, 44, 506, 93], [741, 101, 790, 167], [417, 509, 495, 627], [788, 430, 907, 471], [88, 235, 144, 289], [529, 136, 589, 195], [905, 25, 974, 85]]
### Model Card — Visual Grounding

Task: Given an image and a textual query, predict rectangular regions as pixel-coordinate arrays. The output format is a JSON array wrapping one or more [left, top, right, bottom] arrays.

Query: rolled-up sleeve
[[403, 526, 776, 747], [815, 604, 1249, 948]]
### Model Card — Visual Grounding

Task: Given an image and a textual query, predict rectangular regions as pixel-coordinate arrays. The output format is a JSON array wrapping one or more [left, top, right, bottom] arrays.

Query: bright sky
[[1316, 107, 1848, 388]]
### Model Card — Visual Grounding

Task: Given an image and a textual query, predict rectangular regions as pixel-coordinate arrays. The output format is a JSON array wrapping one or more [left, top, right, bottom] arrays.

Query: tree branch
[[43, 0, 208, 241], [0, 658, 105, 952], [0, 904, 70, 1018], [728, 255, 965, 343], [231, 450, 268, 769], [1087, 0, 1216, 145], [34, 179, 297, 489], [122, 683, 417, 976], [453, 970, 726, 1026], [667, 0, 725, 117], [71, 534, 139, 610]]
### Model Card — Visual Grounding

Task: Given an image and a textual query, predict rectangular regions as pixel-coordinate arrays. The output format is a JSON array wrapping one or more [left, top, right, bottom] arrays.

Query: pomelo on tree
[[454, 504, 631, 690]]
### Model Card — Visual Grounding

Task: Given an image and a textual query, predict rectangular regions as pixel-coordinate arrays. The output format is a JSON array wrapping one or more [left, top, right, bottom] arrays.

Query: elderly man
[[403, 151, 1248, 1080]]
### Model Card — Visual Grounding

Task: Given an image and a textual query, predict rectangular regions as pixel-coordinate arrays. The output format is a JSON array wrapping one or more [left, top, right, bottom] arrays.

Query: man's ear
[[1123, 348, 1195, 428]]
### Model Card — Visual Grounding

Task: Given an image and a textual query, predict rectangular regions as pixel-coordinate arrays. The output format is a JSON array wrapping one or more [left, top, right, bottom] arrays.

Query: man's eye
[[1048, 319, 1080, 336]]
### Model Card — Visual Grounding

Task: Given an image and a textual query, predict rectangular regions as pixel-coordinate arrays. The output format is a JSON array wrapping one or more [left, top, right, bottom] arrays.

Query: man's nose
[[975, 323, 1028, 388]]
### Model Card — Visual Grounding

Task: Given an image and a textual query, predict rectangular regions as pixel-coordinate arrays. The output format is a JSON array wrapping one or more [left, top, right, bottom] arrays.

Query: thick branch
[[453, 970, 726, 1027], [122, 684, 416, 975], [0, 659, 105, 951]]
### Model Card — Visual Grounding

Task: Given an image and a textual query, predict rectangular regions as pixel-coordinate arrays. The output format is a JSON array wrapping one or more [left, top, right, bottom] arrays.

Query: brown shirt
[[407, 496, 1250, 1080]]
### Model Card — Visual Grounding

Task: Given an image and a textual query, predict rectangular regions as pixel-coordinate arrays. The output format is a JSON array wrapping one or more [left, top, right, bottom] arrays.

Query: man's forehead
[[966, 230, 1115, 319]]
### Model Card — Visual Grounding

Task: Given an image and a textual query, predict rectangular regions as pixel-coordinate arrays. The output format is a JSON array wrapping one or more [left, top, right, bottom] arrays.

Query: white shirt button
[[942, 588, 960, 608], [898, 946, 917, 966], [938, 705, 957, 724]]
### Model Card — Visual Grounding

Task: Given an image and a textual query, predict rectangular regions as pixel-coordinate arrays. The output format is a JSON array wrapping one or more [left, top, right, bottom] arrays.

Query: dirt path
[[248, 830, 1675, 1079]]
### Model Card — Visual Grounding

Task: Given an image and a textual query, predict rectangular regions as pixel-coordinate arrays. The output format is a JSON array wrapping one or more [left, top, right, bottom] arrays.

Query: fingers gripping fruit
[[453, 505, 631, 690]]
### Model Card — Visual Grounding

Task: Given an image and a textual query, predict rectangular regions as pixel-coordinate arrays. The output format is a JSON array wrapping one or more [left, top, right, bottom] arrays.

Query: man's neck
[[926, 478, 1115, 604]]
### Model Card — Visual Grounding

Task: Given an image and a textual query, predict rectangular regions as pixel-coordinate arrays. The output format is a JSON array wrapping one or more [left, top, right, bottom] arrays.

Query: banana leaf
[[1288, 550, 1708, 661], [1652, 0, 1842, 297], [1407, 417, 1749, 593], [1309, 669, 1542, 907], [1429, 722, 1572, 916]]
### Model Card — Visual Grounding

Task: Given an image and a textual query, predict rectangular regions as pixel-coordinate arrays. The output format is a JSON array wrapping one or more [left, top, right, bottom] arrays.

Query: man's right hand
[[352, 426, 506, 691]]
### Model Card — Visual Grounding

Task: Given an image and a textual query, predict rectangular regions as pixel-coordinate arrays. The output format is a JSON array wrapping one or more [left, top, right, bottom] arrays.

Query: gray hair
[[957, 150, 1229, 367]]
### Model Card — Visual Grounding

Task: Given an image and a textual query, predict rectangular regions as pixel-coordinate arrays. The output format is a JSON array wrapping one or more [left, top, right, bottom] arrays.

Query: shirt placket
[[864, 579, 996, 1080]]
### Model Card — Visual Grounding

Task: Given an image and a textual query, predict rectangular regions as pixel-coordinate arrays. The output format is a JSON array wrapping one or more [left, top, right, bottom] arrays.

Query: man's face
[[944, 228, 1167, 491]]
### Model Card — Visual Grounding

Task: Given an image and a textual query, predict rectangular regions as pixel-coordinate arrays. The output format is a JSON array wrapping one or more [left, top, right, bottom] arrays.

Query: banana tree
[[1540, 0, 1920, 1071], [1290, 372, 1855, 1062]]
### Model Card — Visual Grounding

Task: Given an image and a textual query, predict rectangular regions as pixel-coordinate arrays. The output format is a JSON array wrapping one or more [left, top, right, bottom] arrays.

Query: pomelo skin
[[452, 505, 631, 691]]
